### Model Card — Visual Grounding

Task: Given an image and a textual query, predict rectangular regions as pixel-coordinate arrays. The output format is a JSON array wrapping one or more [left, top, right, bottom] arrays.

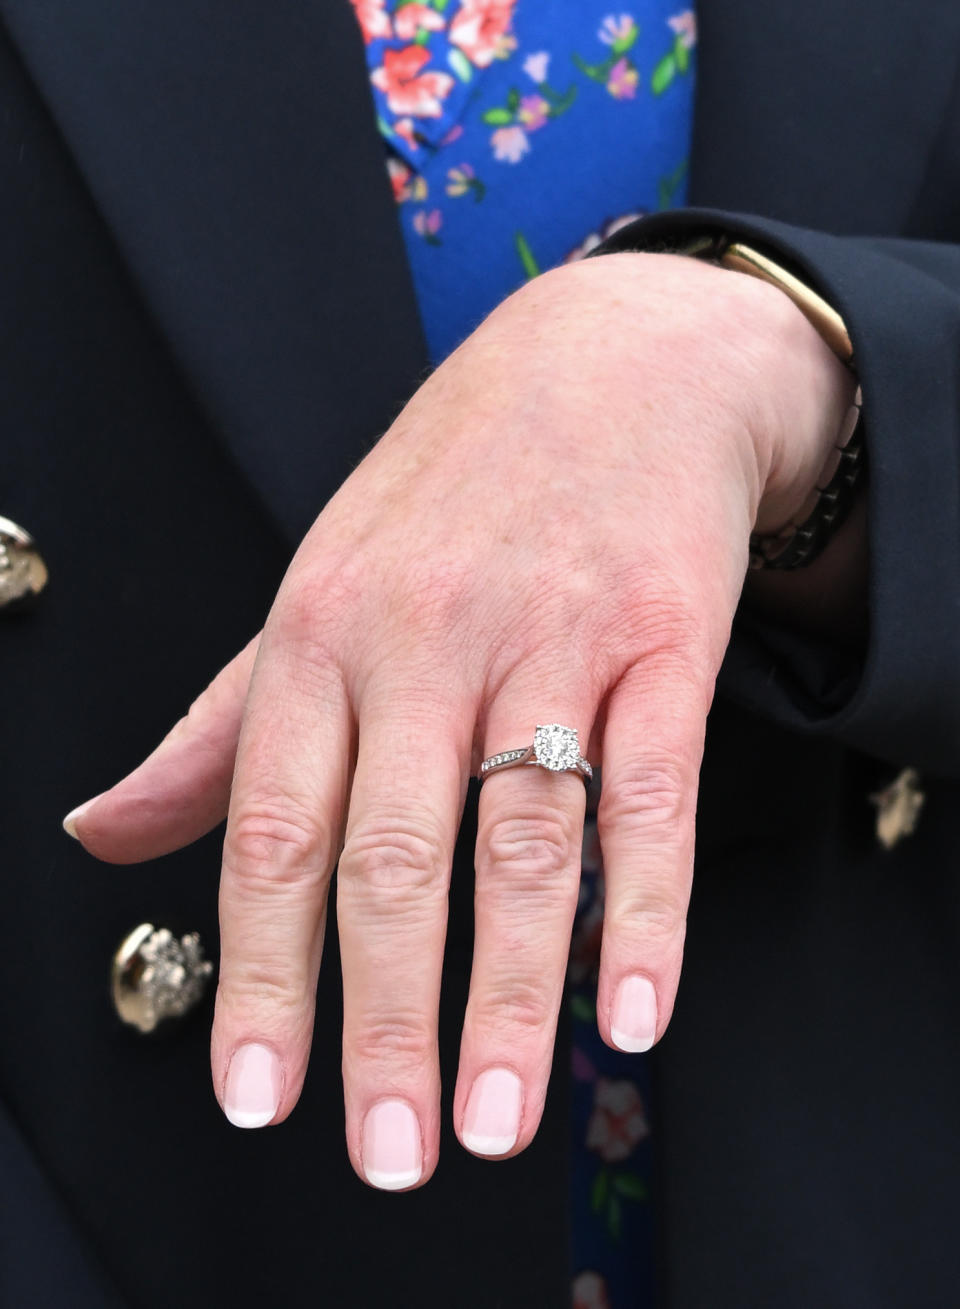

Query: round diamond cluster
[[533, 724, 580, 771]]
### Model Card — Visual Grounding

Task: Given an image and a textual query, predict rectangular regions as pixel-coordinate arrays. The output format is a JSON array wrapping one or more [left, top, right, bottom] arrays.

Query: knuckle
[[228, 801, 331, 889], [599, 754, 691, 837], [346, 1015, 434, 1069], [339, 819, 446, 896], [273, 573, 326, 647], [218, 960, 311, 1012], [471, 977, 555, 1041], [606, 890, 688, 946], [272, 566, 357, 657], [622, 582, 716, 672], [478, 808, 577, 888]]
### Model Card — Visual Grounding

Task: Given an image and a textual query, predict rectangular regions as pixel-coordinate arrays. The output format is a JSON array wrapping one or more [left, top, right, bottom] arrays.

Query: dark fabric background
[[0, 1, 958, 1305]]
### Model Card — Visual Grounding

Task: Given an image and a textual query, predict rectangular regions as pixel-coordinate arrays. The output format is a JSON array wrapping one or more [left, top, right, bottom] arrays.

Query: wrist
[[579, 229, 862, 568], [536, 251, 825, 521], [753, 296, 860, 536]]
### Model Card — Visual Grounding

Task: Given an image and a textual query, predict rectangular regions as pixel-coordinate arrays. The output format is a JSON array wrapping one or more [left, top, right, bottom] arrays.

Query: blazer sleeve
[[590, 207, 960, 779]]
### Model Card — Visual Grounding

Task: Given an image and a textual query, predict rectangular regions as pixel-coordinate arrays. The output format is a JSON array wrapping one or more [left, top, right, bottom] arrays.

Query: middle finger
[[338, 673, 473, 1191]]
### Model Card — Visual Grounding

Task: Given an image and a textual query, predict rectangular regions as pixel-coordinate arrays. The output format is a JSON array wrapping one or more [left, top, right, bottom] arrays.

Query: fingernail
[[462, 1066, 522, 1156], [362, 1099, 422, 1191], [223, 1042, 282, 1128], [610, 975, 658, 1053], [62, 795, 102, 840]]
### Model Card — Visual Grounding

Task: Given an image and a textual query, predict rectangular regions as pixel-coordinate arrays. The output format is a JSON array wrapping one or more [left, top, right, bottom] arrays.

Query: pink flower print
[[517, 94, 550, 131], [350, 0, 392, 43], [388, 157, 428, 203], [522, 50, 550, 83], [607, 55, 639, 98], [667, 9, 698, 48], [573, 1272, 612, 1309], [490, 123, 530, 163], [393, 2, 447, 41], [370, 45, 455, 118], [438, 122, 465, 147], [386, 155, 412, 202], [564, 232, 603, 262], [393, 117, 422, 151], [412, 207, 443, 243], [598, 13, 638, 47], [564, 210, 645, 261], [449, 0, 516, 69], [586, 1077, 650, 1163]]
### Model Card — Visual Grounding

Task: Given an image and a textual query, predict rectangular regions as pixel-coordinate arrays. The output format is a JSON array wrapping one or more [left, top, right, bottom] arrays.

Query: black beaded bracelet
[[747, 384, 864, 570]]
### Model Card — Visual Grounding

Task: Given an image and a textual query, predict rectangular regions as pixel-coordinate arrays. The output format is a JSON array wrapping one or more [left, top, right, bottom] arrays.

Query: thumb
[[63, 635, 260, 863]]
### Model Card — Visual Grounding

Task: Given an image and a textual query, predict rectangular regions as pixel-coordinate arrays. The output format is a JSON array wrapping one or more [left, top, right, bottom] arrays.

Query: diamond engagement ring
[[479, 724, 592, 784]]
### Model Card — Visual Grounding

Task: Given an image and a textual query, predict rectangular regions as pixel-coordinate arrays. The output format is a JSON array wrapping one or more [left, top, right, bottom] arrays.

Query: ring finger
[[455, 682, 594, 1158]]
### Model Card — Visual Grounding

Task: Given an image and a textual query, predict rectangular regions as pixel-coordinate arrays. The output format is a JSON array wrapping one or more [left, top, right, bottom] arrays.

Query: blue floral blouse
[[350, 2, 696, 1303]]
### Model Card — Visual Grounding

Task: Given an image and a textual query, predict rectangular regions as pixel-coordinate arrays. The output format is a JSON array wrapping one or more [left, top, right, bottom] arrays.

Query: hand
[[65, 252, 854, 1188]]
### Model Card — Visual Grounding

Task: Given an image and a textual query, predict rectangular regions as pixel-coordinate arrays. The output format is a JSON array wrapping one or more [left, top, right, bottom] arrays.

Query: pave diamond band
[[479, 724, 592, 784]]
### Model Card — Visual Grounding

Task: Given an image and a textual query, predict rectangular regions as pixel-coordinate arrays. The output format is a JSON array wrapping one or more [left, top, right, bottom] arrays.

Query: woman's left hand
[[65, 251, 854, 1188]]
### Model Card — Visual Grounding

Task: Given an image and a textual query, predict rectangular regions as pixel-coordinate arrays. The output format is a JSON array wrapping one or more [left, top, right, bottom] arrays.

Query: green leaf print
[[591, 1168, 610, 1213], [612, 1172, 648, 1201], [611, 26, 640, 56], [447, 48, 473, 82], [571, 51, 609, 83], [514, 231, 541, 279], [651, 52, 676, 95], [543, 82, 578, 114], [482, 106, 513, 125], [506, 86, 520, 112], [657, 158, 688, 210], [674, 34, 690, 72], [608, 1193, 623, 1241]]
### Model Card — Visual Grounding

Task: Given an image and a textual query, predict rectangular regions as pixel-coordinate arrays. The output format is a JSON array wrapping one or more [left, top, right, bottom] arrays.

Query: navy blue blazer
[[0, 1, 958, 1306]]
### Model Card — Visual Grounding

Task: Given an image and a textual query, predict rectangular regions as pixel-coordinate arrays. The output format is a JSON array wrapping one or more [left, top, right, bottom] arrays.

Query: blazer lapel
[[0, 0, 429, 544]]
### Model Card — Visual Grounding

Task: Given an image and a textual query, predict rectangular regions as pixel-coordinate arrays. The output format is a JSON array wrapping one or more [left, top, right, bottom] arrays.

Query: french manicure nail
[[462, 1066, 522, 1156], [362, 1099, 422, 1191], [224, 1042, 282, 1128], [610, 975, 658, 1053], [62, 795, 102, 840]]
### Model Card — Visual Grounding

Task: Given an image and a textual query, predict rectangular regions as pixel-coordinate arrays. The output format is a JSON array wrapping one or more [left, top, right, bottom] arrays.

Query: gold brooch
[[0, 515, 48, 611], [112, 923, 214, 1034], [869, 767, 925, 850]]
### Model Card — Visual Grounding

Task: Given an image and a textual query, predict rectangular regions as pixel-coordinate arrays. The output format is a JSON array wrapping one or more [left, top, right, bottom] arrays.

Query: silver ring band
[[479, 724, 592, 784]]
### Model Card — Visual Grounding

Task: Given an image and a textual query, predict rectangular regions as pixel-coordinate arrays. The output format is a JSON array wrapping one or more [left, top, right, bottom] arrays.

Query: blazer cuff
[[590, 206, 960, 778]]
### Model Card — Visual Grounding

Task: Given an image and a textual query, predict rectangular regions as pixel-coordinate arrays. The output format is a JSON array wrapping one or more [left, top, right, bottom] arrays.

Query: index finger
[[212, 627, 352, 1128]]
